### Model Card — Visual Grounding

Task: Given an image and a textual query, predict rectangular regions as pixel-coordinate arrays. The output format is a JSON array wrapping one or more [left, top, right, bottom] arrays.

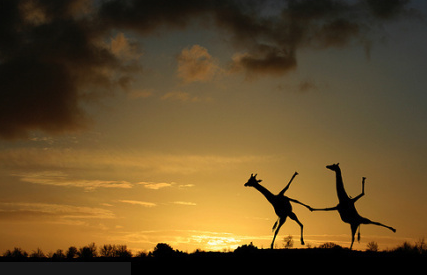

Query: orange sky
[[1, 0, 427, 254]]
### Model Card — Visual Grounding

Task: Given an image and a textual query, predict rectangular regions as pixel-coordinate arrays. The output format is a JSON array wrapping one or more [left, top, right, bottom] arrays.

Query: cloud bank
[[0, 0, 412, 139]]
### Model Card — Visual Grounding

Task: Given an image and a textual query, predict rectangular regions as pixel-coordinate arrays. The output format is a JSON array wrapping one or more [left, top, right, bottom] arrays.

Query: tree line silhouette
[[2, 243, 134, 259], [2, 240, 426, 274], [2, 239, 427, 260]]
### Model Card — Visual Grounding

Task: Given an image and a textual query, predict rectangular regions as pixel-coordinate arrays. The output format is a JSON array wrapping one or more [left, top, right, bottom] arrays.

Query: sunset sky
[[1, 0, 427, 253]]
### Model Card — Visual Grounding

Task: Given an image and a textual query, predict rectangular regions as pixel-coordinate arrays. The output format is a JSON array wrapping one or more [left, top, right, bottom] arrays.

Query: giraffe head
[[326, 163, 340, 171], [244, 173, 262, 187]]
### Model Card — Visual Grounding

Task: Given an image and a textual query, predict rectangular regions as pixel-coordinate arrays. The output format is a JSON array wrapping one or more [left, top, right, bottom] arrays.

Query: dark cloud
[[365, 0, 410, 19], [98, 0, 412, 78], [231, 46, 297, 77], [0, 0, 137, 139], [98, 0, 213, 34], [0, 0, 412, 139], [225, 0, 411, 76]]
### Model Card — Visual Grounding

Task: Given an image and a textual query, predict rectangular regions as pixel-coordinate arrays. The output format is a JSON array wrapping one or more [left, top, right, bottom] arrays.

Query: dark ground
[[3, 248, 425, 274]]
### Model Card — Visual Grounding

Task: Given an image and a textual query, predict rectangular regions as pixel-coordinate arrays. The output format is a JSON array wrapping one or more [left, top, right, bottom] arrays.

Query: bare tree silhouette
[[244, 172, 312, 248]]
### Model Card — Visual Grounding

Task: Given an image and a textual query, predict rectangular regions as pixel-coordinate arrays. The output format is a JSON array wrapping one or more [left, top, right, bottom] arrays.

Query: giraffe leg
[[350, 223, 359, 250], [271, 217, 286, 249], [361, 217, 396, 233], [288, 212, 304, 245]]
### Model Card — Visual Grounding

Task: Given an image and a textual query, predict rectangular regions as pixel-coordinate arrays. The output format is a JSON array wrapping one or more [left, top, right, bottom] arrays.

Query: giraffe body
[[313, 163, 396, 249], [244, 172, 312, 249]]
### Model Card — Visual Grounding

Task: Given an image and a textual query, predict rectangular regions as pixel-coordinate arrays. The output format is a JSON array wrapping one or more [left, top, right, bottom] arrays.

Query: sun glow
[[193, 235, 241, 251]]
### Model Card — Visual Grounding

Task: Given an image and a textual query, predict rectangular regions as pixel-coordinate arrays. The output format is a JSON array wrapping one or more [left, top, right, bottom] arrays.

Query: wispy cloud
[[11, 169, 197, 195], [16, 171, 133, 191], [172, 201, 197, 206], [118, 200, 156, 208], [0, 202, 115, 220], [137, 182, 174, 190], [118, 200, 196, 208], [178, 184, 195, 188], [0, 147, 267, 175], [161, 91, 211, 103], [127, 89, 154, 99]]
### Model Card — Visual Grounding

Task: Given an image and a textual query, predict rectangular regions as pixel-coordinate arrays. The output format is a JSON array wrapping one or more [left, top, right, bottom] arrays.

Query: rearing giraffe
[[244, 172, 313, 248], [312, 163, 396, 249]]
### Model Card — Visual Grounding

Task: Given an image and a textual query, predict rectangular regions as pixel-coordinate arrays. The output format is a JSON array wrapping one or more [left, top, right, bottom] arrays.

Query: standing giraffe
[[244, 172, 313, 248], [312, 163, 396, 249]]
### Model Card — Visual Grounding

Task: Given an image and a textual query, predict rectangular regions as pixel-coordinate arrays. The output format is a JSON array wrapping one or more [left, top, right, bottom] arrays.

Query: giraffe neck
[[335, 168, 349, 201], [252, 183, 276, 206]]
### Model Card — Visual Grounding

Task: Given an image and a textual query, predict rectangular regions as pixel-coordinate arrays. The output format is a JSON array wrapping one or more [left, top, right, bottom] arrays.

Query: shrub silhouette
[[234, 242, 258, 254], [152, 243, 175, 258], [366, 241, 379, 252], [415, 238, 427, 254], [392, 241, 420, 255], [135, 250, 148, 258], [115, 245, 132, 258], [318, 242, 342, 249], [30, 248, 45, 258], [283, 235, 294, 249], [3, 247, 28, 258], [78, 243, 97, 258], [99, 244, 132, 258], [66, 246, 78, 259], [51, 249, 66, 259], [100, 244, 116, 257]]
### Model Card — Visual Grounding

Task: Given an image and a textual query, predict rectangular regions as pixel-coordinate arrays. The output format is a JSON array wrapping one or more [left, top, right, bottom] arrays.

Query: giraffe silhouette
[[244, 172, 313, 248], [312, 163, 396, 249]]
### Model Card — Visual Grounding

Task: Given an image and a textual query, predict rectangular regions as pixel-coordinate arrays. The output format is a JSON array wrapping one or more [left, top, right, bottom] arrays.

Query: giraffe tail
[[357, 225, 361, 242], [272, 218, 279, 232]]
